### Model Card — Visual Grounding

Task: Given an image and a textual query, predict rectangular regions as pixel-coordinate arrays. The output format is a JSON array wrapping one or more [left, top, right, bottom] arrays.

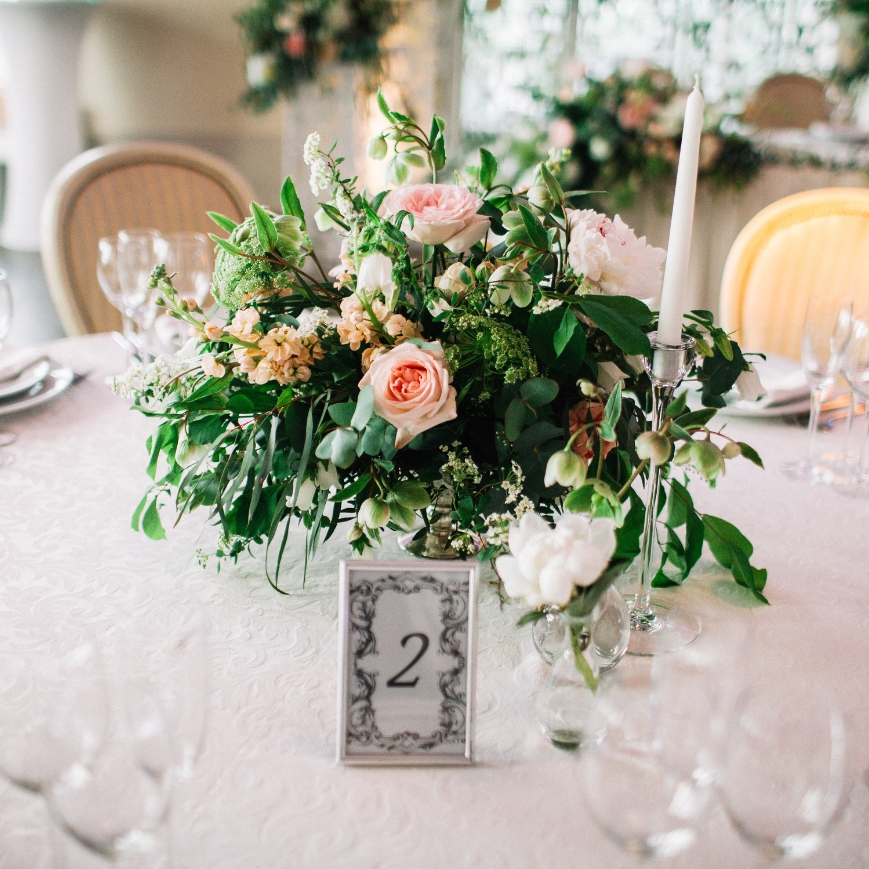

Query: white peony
[[495, 512, 617, 608], [566, 209, 666, 299], [735, 363, 767, 402]]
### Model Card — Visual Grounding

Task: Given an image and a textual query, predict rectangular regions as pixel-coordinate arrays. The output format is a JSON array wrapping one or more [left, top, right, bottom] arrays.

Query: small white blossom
[[303, 132, 332, 195], [532, 297, 564, 315]]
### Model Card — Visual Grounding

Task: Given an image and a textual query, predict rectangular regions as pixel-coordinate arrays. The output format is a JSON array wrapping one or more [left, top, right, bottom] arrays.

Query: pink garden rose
[[382, 183, 490, 253], [359, 341, 457, 448], [567, 208, 666, 299]]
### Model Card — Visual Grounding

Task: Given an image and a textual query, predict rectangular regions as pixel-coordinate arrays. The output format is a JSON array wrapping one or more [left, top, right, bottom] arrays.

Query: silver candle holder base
[[627, 332, 701, 656]]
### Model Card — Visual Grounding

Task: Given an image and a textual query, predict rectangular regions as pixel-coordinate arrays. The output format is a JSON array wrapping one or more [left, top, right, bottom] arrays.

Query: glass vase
[[531, 585, 630, 671], [534, 609, 600, 750]]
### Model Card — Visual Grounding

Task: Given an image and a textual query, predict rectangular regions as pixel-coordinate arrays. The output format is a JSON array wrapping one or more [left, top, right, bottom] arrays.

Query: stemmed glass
[[98, 236, 139, 367], [160, 232, 212, 305], [579, 665, 719, 861], [0, 603, 109, 867], [0, 269, 17, 454], [836, 315, 869, 496], [781, 296, 853, 484], [719, 688, 850, 862], [117, 229, 163, 362], [47, 682, 172, 866]]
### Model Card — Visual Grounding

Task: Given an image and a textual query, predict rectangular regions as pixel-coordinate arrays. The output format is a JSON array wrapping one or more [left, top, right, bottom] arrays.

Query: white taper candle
[[656, 76, 704, 346]]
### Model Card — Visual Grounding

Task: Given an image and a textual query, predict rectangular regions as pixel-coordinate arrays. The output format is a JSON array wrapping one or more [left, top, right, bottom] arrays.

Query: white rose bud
[[359, 497, 390, 529], [635, 431, 671, 466], [544, 449, 587, 489]]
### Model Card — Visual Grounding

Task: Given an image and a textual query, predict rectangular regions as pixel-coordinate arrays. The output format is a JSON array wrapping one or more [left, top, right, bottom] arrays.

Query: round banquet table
[[1, 334, 868, 869]]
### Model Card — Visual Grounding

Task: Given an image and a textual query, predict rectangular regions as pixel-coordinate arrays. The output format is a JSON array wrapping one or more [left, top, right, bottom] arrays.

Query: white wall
[[78, 0, 283, 204]]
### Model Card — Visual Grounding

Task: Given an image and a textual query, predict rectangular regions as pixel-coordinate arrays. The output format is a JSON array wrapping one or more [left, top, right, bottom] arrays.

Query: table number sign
[[337, 560, 478, 765]]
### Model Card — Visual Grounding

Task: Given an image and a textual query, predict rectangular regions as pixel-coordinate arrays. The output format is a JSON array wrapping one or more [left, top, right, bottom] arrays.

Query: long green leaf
[[603, 380, 623, 431], [207, 212, 237, 233], [249, 414, 278, 522], [280, 177, 306, 229], [250, 201, 278, 252], [208, 234, 246, 257], [578, 297, 651, 356]]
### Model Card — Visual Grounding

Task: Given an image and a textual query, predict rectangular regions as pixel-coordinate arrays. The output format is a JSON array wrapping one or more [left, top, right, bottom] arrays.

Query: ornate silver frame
[[337, 560, 478, 765]]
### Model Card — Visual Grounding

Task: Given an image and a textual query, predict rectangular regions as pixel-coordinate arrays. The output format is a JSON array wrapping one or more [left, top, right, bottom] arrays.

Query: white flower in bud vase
[[735, 363, 767, 402], [496, 512, 616, 608], [566, 209, 666, 299], [544, 450, 587, 488], [381, 184, 491, 253]]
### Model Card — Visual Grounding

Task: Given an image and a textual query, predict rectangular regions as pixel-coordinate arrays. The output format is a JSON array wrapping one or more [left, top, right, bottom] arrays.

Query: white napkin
[[741, 356, 809, 408], [0, 349, 46, 383]]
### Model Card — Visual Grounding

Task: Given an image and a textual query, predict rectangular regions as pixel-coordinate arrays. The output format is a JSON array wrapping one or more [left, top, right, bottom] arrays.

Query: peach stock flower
[[381, 183, 490, 253], [359, 341, 457, 448], [568, 400, 617, 464]]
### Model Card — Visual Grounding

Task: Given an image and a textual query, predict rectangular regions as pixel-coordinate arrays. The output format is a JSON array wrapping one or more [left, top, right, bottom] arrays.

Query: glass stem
[[806, 385, 824, 469], [631, 381, 674, 629], [122, 311, 139, 367], [843, 389, 857, 466]]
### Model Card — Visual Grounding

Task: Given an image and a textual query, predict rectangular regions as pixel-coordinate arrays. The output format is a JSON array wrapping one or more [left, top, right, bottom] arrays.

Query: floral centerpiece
[[116, 95, 768, 640], [238, 0, 399, 111], [516, 62, 763, 211]]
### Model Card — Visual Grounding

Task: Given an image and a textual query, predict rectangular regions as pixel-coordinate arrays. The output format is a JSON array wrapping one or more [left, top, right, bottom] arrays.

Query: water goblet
[[0, 604, 109, 867], [97, 236, 140, 367], [719, 688, 850, 862], [781, 296, 852, 484], [47, 684, 172, 866], [116, 229, 164, 362], [160, 232, 212, 305], [0, 269, 17, 452], [579, 666, 717, 861], [835, 315, 869, 496]]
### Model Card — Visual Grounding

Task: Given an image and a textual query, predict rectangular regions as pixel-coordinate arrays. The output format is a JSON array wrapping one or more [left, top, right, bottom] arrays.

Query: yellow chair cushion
[[720, 188, 869, 361]]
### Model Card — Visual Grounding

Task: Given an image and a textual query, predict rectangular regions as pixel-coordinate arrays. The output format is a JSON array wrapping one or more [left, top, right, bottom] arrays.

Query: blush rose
[[359, 341, 457, 448], [382, 183, 490, 253]]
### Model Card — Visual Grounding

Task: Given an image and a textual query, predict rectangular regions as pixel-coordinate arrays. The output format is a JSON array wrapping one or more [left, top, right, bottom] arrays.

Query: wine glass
[[98, 236, 140, 367], [0, 269, 17, 453], [781, 296, 852, 484], [116, 229, 163, 362], [0, 602, 108, 866], [160, 232, 212, 305], [719, 688, 850, 862], [836, 315, 869, 496], [47, 683, 172, 866], [578, 665, 718, 861]]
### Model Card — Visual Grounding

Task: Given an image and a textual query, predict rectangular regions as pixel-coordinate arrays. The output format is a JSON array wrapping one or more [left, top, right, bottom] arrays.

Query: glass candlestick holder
[[627, 332, 701, 656]]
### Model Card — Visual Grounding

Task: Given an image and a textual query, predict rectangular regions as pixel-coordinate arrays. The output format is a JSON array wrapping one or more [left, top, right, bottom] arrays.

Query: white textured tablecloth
[[0, 334, 868, 869]]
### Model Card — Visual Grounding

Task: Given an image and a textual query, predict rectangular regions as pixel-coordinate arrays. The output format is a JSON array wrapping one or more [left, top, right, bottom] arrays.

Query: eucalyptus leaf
[[142, 499, 166, 541], [519, 378, 559, 407], [504, 398, 527, 442], [351, 385, 374, 431]]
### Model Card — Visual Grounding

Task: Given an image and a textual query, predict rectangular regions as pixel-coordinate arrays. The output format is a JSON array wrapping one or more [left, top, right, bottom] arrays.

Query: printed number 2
[[386, 633, 429, 688]]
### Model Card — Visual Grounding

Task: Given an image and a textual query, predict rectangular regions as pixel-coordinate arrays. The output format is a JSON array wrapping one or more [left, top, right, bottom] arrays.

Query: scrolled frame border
[[337, 560, 478, 765]]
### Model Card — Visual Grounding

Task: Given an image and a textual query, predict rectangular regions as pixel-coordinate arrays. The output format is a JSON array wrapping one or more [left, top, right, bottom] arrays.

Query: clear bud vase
[[531, 585, 630, 672], [534, 610, 601, 750]]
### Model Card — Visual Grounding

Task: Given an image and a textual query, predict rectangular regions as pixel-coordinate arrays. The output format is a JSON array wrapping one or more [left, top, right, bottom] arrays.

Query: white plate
[[0, 357, 51, 400], [0, 363, 74, 416], [688, 354, 813, 418]]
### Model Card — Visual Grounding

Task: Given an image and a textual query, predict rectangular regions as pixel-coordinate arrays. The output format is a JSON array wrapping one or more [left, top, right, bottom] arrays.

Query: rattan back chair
[[41, 141, 256, 335]]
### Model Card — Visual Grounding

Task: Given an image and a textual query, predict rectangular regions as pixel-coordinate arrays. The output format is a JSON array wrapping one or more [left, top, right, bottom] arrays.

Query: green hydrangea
[[211, 215, 309, 310]]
